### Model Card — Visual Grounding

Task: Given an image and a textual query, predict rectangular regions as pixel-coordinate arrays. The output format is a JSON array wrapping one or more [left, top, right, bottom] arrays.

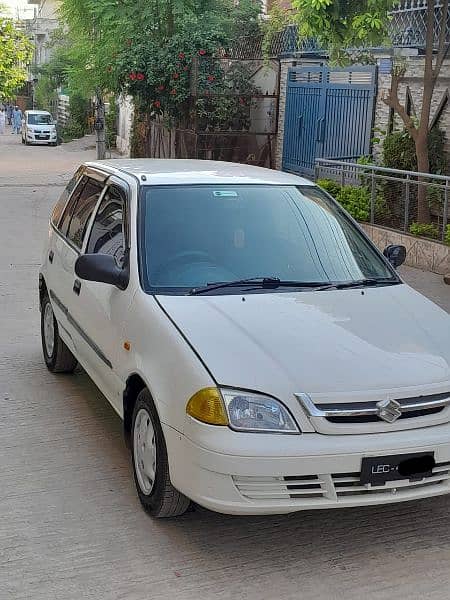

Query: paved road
[[1, 131, 450, 600]]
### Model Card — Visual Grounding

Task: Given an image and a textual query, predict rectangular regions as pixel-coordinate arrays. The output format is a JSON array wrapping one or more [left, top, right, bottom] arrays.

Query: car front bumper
[[163, 421, 450, 515], [26, 134, 57, 144]]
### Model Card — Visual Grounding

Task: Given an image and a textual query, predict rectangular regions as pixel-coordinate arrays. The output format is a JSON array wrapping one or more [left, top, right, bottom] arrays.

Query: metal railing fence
[[315, 158, 450, 243]]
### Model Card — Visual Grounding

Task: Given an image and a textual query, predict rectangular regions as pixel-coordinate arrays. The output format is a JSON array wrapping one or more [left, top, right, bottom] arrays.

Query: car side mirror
[[383, 245, 406, 269], [75, 254, 128, 289]]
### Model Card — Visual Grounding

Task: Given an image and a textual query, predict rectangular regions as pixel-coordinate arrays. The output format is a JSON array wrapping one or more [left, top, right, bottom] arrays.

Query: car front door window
[[87, 186, 126, 267]]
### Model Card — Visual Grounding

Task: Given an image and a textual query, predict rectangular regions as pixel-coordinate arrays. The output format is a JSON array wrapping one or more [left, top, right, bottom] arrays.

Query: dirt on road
[[1, 131, 450, 600]]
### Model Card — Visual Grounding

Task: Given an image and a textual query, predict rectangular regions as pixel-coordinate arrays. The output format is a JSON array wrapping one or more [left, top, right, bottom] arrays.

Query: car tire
[[132, 388, 191, 518], [41, 293, 78, 373]]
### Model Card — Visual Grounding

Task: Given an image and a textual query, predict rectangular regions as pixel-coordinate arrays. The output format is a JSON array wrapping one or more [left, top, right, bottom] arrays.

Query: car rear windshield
[[28, 114, 53, 125], [139, 184, 396, 295]]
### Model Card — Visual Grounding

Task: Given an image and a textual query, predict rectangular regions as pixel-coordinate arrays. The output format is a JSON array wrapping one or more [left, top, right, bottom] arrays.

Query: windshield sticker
[[213, 191, 238, 197]]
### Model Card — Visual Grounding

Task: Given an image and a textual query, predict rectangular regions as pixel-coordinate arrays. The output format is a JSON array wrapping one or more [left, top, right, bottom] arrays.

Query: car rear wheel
[[41, 293, 78, 373], [132, 389, 191, 518]]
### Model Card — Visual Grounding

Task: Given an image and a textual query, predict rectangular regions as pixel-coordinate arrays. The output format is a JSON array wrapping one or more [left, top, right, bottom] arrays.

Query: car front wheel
[[132, 389, 191, 518], [41, 293, 78, 373]]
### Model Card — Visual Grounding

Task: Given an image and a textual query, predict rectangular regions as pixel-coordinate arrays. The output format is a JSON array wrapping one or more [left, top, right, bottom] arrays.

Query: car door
[[70, 178, 134, 413], [45, 167, 87, 346], [50, 171, 108, 360]]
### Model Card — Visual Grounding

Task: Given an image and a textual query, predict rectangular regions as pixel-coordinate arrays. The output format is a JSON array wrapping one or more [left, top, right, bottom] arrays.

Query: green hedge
[[409, 222, 439, 239], [317, 179, 370, 221]]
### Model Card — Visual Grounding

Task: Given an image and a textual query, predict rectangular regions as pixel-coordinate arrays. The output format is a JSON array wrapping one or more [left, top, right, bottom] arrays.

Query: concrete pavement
[[1, 130, 450, 600]]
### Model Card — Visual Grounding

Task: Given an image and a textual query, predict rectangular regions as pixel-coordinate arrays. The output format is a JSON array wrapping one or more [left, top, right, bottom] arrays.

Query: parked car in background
[[22, 110, 57, 146], [39, 159, 450, 518]]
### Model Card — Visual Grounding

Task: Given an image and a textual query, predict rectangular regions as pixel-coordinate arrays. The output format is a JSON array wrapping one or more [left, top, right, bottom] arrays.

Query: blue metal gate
[[282, 66, 377, 176]]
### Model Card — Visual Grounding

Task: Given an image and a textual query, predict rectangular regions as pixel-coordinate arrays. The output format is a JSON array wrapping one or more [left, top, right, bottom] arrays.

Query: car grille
[[233, 461, 450, 503], [297, 391, 450, 427], [326, 405, 444, 424]]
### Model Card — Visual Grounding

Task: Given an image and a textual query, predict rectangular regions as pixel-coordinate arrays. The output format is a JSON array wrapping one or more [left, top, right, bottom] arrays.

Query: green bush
[[409, 222, 439, 239], [445, 225, 450, 246], [317, 179, 370, 221], [316, 178, 341, 197], [383, 127, 448, 173], [106, 98, 118, 149], [60, 121, 85, 142], [337, 186, 370, 221]]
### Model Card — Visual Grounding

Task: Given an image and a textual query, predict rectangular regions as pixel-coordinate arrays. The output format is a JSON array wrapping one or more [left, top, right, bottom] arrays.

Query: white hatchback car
[[40, 159, 450, 518], [22, 110, 57, 146]]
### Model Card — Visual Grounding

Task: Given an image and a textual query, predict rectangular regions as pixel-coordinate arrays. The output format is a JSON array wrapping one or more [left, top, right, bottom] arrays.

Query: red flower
[[172, 72, 179, 80], [129, 72, 137, 81], [157, 85, 165, 91], [137, 73, 145, 81], [207, 75, 215, 82], [170, 88, 177, 95], [154, 100, 161, 108], [239, 97, 246, 105], [198, 49, 207, 56], [178, 52, 185, 60], [184, 66, 189, 72]]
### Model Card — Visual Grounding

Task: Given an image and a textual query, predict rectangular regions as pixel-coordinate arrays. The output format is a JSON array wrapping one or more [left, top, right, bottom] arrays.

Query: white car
[[39, 159, 450, 518], [22, 110, 57, 146]]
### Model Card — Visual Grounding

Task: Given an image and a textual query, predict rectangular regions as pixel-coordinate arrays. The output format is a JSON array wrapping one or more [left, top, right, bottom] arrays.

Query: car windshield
[[139, 184, 397, 295], [28, 114, 53, 125]]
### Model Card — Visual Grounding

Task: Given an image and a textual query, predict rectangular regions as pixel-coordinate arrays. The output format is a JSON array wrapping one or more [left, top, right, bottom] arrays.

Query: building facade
[[26, 0, 59, 77]]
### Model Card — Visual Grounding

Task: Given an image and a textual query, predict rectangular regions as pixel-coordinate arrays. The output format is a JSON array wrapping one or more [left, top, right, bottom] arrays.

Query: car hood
[[158, 284, 450, 398]]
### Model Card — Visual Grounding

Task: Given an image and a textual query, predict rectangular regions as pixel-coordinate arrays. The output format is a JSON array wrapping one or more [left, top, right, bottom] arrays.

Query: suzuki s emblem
[[376, 398, 402, 423]]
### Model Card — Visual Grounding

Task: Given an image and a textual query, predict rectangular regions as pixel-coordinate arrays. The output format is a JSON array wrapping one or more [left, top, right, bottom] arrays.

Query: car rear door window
[[51, 167, 84, 228], [58, 177, 88, 237], [66, 178, 105, 249], [86, 186, 126, 267]]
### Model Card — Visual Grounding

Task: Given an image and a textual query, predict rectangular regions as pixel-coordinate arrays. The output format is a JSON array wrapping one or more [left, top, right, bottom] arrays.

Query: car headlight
[[221, 389, 300, 433], [186, 388, 300, 433]]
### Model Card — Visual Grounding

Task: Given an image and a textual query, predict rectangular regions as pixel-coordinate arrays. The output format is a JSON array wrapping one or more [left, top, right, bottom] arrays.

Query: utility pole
[[95, 90, 106, 160]]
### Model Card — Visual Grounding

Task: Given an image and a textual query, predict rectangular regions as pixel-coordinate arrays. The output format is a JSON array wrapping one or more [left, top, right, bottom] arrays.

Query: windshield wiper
[[188, 277, 341, 295], [188, 277, 399, 296], [327, 278, 399, 290], [189, 277, 282, 295]]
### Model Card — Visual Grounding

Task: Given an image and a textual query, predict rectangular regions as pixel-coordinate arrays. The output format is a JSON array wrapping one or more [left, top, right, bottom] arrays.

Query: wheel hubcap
[[133, 408, 157, 495], [43, 302, 55, 357]]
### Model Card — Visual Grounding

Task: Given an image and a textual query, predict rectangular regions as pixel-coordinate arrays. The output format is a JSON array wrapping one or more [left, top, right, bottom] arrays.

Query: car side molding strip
[[49, 290, 113, 369]]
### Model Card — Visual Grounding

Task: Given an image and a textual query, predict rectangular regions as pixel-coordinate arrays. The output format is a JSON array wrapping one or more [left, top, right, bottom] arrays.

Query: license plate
[[37, 136, 48, 139], [360, 452, 435, 486]]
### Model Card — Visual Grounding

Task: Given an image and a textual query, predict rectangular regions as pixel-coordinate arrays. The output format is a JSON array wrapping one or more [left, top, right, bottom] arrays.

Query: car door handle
[[73, 279, 81, 295], [48, 250, 54, 263]]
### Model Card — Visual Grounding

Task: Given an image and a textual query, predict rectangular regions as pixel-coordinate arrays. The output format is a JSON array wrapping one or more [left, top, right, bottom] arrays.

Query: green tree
[[268, 0, 450, 223], [0, 14, 33, 99]]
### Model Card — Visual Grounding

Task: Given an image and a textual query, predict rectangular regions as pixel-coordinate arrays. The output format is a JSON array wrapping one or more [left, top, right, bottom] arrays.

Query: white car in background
[[39, 159, 450, 518], [22, 110, 57, 146]]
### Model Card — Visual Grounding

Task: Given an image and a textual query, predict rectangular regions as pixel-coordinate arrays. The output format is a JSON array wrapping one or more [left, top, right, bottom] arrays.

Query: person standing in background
[[0, 108, 6, 134], [6, 104, 13, 125], [12, 106, 23, 134]]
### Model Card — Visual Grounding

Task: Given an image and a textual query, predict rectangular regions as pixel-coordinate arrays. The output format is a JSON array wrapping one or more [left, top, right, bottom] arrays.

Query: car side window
[[51, 167, 84, 228], [66, 178, 105, 249], [86, 186, 126, 267], [58, 177, 88, 237]]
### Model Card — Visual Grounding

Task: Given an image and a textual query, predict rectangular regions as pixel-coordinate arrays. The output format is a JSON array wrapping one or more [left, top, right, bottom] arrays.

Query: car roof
[[26, 110, 52, 115], [85, 159, 314, 186]]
